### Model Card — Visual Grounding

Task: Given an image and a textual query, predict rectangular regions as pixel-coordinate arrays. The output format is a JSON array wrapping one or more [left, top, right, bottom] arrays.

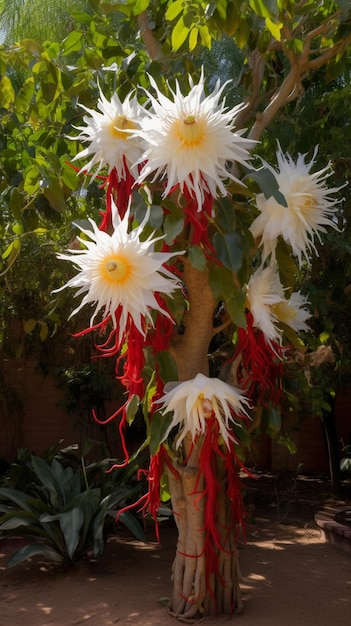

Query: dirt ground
[[1, 473, 350, 626]]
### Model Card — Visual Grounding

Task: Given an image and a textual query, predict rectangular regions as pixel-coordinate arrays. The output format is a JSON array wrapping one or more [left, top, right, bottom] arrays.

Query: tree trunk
[[167, 443, 243, 619], [167, 262, 243, 619]]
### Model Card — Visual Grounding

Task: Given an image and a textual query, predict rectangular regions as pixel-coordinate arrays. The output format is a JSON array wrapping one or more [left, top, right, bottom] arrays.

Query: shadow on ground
[[1, 473, 350, 626]]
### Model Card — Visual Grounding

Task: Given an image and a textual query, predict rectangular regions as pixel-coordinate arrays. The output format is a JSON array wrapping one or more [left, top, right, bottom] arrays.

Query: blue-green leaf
[[212, 232, 244, 272], [117, 511, 146, 542], [188, 245, 207, 271], [149, 410, 173, 456], [244, 167, 287, 206], [59, 508, 84, 560], [6, 542, 63, 567]]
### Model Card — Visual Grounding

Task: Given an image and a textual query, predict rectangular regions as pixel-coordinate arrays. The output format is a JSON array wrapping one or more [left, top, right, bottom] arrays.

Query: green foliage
[[0, 447, 147, 567], [0, 0, 350, 466], [340, 444, 351, 475]]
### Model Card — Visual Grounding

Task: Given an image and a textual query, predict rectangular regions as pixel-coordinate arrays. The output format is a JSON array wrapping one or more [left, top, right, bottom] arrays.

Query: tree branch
[[137, 11, 159, 60], [246, 11, 351, 142]]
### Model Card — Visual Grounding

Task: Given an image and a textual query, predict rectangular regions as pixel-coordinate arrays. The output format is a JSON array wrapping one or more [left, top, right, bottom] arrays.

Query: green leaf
[[265, 405, 282, 436], [243, 167, 287, 206], [14, 77, 35, 115], [24, 319, 37, 334], [265, 17, 283, 40], [6, 543, 63, 568], [62, 160, 80, 191], [198, 25, 212, 48], [277, 435, 297, 455], [189, 26, 199, 51], [224, 289, 247, 328], [149, 204, 164, 229], [42, 176, 66, 213], [126, 394, 140, 426], [39, 321, 49, 342], [9, 188, 22, 221], [30, 456, 67, 508], [188, 245, 207, 271], [249, 0, 278, 19], [117, 511, 146, 542], [33, 228, 48, 235], [59, 508, 84, 560], [20, 39, 43, 54], [23, 165, 40, 195], [171, 16, 189, 52], [149, 410, 173, 456], [12, 223, 23, 235], [164, 212, 184, 245], [133, 0, 150, 14], [0, 76, 15, 109], [340, 457, 351, 472], [2, 241, 15, 260], [208, 264, 231, 300], [0, 513, 33, 530], [0, 239, 21, 275], [0, 488, 36, 513], [92, 508, 105, 556], [215, 196, 236, 231], [155, 350, 178, 383], [235, 16, 251, 48], [212, 232, 244, 272], [62, 31, 83, 56], [78, 489, 102, 549], [166, 0, 183, 21]]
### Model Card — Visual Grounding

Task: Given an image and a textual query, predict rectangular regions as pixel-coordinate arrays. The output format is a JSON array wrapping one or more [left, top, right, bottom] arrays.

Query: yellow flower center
[[271, 301, 296, 324], [110, 115, 136, 140], [290, 191, 317, 217], [101, 255, 131, 284], [173, 114, 206, 148], [300, 194, 317, 214]]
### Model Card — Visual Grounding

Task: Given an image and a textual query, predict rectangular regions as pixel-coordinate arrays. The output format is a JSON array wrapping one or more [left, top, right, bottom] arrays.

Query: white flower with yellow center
[[55, 199, 183, 341], [156, 373, 250, 450], [70, 85, 146, 180], [250, 146, 343, 265], [246, 264, 311, 343], [136, 69, 256, 210]]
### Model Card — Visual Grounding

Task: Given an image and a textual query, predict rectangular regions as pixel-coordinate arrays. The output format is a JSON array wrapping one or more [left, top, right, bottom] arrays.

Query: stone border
[[315, 507, 351, 556]]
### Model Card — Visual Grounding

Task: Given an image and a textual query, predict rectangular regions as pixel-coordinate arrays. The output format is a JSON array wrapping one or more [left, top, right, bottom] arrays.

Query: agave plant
[[340, 444, 351, 477], [0, 451, 146, 567]]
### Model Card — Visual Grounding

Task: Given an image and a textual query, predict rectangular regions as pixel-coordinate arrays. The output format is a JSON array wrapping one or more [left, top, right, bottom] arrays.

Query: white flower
[[250, 146, 343, 265], [69, 85, 146, 180], [156, 373, 250, 449], [54, 199, 183, 341], [246, 264, 311, 343], [136, 69, 255, 210], [271, 292, 311, 334]]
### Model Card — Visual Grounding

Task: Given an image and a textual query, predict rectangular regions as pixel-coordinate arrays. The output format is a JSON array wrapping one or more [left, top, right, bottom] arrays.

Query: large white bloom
[[136, 69, 256, 210], [246, 264, 311, 343], [70, 85, 146, 180], [55, 199, 183, 341], [156, 373, 250, 450], [250, 146, 343, 265]]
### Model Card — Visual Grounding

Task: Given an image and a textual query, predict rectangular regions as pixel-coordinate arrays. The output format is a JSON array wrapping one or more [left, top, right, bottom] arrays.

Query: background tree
[[1, 0, 351, 619]]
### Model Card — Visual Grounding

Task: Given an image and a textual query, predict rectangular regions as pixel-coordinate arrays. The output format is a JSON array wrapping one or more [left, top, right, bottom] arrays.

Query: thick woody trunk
[[167, 444, 243, 619], [168, 262, 243, 619]]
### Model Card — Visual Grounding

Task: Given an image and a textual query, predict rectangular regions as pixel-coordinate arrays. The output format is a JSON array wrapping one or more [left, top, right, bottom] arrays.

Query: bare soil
[[1, 473, 350, 626]]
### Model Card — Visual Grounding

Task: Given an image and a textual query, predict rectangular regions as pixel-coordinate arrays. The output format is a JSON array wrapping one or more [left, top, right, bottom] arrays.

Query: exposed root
[[167, 441, 244, 619]]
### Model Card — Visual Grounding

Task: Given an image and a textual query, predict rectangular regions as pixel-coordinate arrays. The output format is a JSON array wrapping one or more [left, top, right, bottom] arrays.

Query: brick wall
[[0, 357, 123, 462], [1, 357, 350, 471]]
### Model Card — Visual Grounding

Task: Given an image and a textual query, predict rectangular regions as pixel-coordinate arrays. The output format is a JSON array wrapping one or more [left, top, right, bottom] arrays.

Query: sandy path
[[1, 516, 350, 626]]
